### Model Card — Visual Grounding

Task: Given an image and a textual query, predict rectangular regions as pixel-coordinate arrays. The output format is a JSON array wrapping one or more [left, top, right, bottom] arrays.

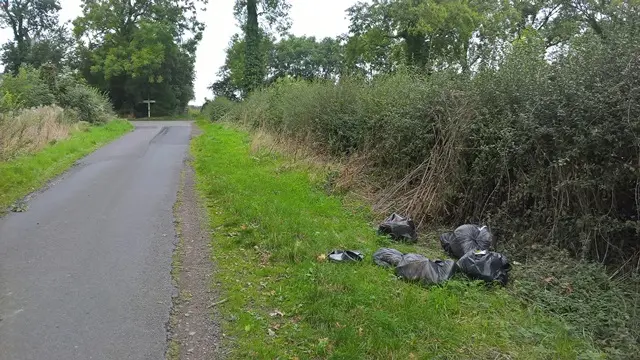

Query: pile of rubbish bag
[[373, 248, 457, 285], [372, 216, 512, 286]]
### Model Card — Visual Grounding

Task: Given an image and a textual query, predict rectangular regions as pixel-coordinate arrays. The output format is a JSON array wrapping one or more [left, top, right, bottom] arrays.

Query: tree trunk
[[244, 0, 263, 95]]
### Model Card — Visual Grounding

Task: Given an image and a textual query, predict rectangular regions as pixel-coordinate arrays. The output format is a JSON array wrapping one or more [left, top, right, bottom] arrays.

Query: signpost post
[[142, 99, 156, 118]]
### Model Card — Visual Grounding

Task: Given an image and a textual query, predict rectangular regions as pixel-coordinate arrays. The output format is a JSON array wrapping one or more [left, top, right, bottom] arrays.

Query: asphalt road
[[0, 121, 192, 360]]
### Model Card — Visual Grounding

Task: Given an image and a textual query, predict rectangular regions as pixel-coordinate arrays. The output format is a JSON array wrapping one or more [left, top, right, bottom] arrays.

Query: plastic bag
[[456, 250, 511, 286], [372, 248, 404, 267], [395, 253, 457, 285], [328, 250, 364, 262], [439, 224, 493, 258], [378, 213, 418, 242]]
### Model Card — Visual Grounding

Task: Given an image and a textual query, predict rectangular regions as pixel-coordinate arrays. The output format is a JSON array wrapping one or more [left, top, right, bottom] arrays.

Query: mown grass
[[192, 122, 602, 359], [0, 120, 133, 212]]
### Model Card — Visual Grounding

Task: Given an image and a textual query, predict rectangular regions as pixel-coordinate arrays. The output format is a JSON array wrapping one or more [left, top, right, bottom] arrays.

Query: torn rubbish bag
[[439, 224, 493, 258], [373, 248, 404, 268], [378, 213, 417, 242], [328, 250, 364, 262], [395, 254, 457, 285], [456, 250, 511, 286]]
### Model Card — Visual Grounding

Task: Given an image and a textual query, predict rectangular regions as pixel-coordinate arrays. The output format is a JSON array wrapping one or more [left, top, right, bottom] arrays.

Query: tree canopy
[[0, 0, 68, 73], [71, 0, 205, 116]]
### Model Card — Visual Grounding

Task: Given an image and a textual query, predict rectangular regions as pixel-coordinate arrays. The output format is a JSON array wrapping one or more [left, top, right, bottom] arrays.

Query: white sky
[[0, 0, 359, 106]]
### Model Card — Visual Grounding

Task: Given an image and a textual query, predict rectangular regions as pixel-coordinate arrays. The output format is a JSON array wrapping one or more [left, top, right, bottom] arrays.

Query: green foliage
[[0, 0, 63, 72], [202, 97, 236, 122], [212, 34, 345, 99], [346, 0, 482, 71], [0, 67, 55, 109], [193, 122, 601, 359], [56, 76, 113, 124], [511, 249, 640, 357], [0, 67, 114, 124], [73, 0, 204, 116], [233, 0, 291, 95]]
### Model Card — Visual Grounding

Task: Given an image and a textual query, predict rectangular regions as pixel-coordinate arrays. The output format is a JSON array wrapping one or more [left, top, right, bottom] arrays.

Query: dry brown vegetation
[[0, 106, 85, 160]]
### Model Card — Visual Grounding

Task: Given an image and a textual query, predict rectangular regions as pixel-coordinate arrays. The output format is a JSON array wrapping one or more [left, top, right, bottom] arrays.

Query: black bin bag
[[456, 250, 511, 286], [439, 224, 493, 258], [395, 253, 457, 285], [378, 213, 418, 242], [373, 248, 404, 268]]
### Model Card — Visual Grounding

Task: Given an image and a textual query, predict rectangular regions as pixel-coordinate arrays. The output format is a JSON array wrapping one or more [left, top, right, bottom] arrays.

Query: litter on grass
[[456, 250, 511, 286], [372, 248, 404, 268], [439, 224, 493, 258], [328, 249, 364, 262], [378, 213, 417, 242]]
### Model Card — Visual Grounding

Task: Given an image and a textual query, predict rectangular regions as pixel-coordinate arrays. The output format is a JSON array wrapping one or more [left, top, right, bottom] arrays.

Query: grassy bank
[[193, 122, 601, 359], [0, 120, 133, 212]]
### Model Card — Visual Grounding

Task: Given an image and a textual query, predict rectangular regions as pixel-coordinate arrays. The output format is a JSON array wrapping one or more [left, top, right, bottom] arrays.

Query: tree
[[0, 0, 65, 73], [346, 0, 482, 72], [234, 0, 290, 94], [268, 36, 343, 82], [73, 0, 205, 115]]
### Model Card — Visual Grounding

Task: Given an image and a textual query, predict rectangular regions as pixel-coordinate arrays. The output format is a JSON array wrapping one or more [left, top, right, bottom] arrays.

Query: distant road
[[0, 121, 192, 360]]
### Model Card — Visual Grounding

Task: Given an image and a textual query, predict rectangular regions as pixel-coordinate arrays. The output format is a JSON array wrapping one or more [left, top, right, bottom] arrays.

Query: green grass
[[192, 122, 603, 359], [0, 120, 133, 212]]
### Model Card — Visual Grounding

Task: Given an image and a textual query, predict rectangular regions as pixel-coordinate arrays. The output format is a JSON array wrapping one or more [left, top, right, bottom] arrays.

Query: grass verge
[[0, 120, 133, 212], [192, 122, 602, 359]]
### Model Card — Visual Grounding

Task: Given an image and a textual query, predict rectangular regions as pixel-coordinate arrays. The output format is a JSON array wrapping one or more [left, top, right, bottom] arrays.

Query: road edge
[[166, 124, 222, 359]]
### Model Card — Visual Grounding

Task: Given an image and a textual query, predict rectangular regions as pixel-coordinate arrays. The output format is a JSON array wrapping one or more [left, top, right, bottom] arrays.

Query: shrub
[[0, 67, 55, 109], [202, 96, 236, 121], [55, 74, 113, 124]]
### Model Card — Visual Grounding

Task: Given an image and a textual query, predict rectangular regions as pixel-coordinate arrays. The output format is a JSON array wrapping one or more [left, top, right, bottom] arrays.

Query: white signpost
[[142, 99, 156, 118]]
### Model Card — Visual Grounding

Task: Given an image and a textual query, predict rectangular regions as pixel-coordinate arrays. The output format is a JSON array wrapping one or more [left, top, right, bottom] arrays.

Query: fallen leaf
[[267, 328, 276, 337], [317, 253, 327, 262]]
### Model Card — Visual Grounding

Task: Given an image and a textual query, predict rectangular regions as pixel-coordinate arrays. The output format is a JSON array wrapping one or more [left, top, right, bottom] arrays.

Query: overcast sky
[[0, 0, 360, 106]]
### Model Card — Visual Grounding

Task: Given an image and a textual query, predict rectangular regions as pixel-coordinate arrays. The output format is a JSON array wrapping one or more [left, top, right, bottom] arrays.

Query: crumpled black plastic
[[395, 253, 457, 285], [328, 249, 364, 262], [456, 250, 511, 286], [378, 213, 418, 242], [372, 248, 404, 267], [439, 224, 493, 258]]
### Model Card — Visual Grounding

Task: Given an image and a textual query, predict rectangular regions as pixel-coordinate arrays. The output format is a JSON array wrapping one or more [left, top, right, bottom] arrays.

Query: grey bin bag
[[378, 213, 418, 242], [395, 253, 457, 285], [440, 224, 493, 258], [372, 248, 404, 267], [456, 250, 511, 286]]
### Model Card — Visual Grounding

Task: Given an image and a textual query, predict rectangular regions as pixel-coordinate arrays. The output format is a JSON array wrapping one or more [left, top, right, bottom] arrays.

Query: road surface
[[0, 121, 191, 360]]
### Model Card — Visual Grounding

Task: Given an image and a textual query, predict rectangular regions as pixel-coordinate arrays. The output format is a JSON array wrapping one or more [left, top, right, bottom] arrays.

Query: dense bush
[[0, 68, 113, 124], [202, 96, 237, 121], [227, 28, 640, 270], [55, 75, 113, 124], [0, 67, 55, 110]]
